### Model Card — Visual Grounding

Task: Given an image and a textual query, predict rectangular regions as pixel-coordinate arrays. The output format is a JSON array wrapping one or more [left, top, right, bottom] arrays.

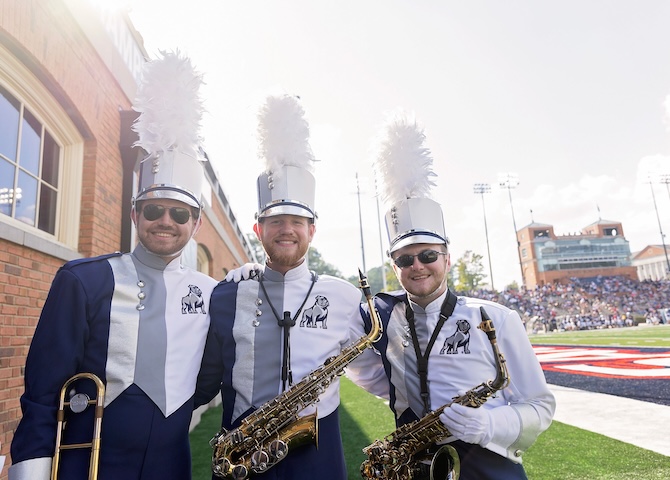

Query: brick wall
[[0, 242, 61, 475]]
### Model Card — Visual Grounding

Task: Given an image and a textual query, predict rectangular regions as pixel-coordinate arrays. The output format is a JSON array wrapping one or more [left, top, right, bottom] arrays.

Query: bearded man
[[195, 94, 361, 480]]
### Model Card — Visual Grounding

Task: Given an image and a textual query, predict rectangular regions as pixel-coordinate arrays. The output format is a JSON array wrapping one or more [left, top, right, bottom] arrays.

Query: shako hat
[[255, 94, 317, 220], [131, 50, 206, 209], [371, 110, 448, 254]]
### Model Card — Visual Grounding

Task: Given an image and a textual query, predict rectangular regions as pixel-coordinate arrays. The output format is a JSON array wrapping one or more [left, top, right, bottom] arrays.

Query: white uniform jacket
[[346, 289, 556, 463]]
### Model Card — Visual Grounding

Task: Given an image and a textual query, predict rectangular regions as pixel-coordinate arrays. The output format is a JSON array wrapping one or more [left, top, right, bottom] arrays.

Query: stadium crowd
[[466, 276, 670, 333]]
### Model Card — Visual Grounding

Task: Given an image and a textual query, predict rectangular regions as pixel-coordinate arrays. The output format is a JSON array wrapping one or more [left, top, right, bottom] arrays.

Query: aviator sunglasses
[[141, 204, 194, 225], [393, 249, 448, 268]]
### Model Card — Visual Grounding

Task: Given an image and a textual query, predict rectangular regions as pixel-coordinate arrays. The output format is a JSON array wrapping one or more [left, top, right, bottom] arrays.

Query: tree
[[347, 261, 400, 294], [308, 247, 343, 277], [505, 280, 519, 292], [452, 250, 487, 291], [246, 233, 265, 264]]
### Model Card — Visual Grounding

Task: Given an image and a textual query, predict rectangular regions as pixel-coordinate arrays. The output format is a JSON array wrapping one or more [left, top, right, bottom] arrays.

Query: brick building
[[632, 245, 670, 281], [518, 219, 638, 289], [0, 1, 254, 474]]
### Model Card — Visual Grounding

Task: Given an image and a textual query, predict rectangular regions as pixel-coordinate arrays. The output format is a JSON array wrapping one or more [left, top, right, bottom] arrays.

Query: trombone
[[51, 373, 105, 480]]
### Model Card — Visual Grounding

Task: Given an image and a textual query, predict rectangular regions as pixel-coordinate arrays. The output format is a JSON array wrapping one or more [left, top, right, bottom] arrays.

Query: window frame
[[0, 44, 83, 255]]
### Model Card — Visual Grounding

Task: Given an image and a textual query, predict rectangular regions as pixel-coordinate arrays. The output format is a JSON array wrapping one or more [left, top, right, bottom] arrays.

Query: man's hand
[[225, 263, 262, 282], [439, 403, 493, 446]]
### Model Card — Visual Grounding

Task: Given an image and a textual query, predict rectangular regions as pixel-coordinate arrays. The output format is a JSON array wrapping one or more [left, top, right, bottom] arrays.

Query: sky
[[121, 0, 670, 288]]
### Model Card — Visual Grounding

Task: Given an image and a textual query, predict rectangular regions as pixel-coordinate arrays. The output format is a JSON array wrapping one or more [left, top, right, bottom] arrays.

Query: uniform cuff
[[8, 457, 52, 480]]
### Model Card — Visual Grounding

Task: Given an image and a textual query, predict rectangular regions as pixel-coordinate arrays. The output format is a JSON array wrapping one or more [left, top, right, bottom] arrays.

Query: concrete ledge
[[0, 222, 80, 262]]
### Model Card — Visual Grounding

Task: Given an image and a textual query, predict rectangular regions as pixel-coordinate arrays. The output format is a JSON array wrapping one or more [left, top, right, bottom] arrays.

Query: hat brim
[[389, 231, 449, 254], [257, 202, 315, 219], [134, 186, 200, 208]]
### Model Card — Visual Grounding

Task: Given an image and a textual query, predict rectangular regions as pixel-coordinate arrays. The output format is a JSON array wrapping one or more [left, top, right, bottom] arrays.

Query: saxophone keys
[[231, 464, 249, 480], [269, 439, 288, 460], [251, 449, 271, 472], [230, 430, 245, 445]]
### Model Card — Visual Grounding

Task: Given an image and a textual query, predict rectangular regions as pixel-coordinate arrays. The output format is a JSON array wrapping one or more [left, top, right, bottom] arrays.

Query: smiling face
[[132, 198, 201, 263], [391, 242, 451, 308], [254, 214, 315, 274]]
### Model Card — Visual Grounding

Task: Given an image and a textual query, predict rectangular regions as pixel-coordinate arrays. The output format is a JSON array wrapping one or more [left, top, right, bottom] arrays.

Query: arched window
[[0, 44, 83, 252], [197, 244, 212, 277]]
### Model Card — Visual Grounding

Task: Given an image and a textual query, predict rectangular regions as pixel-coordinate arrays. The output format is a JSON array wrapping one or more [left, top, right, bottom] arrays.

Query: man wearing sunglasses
[[10, 52, 216, 480], [346, 114, 555, 480]]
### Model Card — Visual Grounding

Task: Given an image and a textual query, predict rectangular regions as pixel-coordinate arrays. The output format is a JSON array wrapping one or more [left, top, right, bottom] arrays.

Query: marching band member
[[195, 94, 361, 480], [346, 111, 555, 480], [10, 51, 216, 480]]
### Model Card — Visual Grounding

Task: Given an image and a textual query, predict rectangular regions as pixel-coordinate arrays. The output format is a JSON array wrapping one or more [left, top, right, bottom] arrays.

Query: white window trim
[[0, 43, 83, 254], [197, 244, 211, 276]]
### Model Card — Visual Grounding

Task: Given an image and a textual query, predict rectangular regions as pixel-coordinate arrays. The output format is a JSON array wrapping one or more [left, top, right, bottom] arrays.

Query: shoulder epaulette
[[375, 290, 407, 305], [62, 251, 124, 269]]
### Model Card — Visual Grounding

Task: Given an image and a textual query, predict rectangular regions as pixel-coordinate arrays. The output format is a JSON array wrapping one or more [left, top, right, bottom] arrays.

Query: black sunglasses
[[141, 204, 193, 225], [393, 249, 448, 269]]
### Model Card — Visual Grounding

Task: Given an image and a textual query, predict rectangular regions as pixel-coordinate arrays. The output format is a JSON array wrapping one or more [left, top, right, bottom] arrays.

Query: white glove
[[439, 403, 493, 446], [225, 263, 262, 282]]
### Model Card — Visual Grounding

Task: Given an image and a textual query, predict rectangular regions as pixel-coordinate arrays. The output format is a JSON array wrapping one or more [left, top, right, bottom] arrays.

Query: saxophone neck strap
[[259, 270, 317, 390], [405, 289, 458, 416]]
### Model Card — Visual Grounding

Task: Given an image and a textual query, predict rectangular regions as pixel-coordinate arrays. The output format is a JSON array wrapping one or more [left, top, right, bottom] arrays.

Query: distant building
[[632, 245, 670, 281], [518, 219, 637, 289]]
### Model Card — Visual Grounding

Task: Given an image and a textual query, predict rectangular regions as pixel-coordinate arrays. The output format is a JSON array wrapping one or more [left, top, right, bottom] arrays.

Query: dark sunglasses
[[393, 249, 448, 269], [141, 204, 193, 225]]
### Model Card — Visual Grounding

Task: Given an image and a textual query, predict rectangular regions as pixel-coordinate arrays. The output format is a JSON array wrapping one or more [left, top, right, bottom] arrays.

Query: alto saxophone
[[361, 306, 510, 480], [209, 270, 382, 480]]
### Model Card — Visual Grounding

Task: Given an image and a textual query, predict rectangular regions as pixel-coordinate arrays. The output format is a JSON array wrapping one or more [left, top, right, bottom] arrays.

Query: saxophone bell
[[429, 445, 460, 480]]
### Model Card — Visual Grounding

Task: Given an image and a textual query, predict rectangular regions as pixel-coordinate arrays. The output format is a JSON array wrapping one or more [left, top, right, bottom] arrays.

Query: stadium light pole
[[648, 176, 670, 278], [498, 172, 525, 288], [374, 178, 388, 291], [473, 183, 494, 290], [661, 173, 670, 203], [356, 172, 367, 273]]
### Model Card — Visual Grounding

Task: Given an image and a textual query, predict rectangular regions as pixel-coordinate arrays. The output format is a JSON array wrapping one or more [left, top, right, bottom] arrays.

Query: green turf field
[[190, 325, 670, 479], [528, 324, 670, 348]]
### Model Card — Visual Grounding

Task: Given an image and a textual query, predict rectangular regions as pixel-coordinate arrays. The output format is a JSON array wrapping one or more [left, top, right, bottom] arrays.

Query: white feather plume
[[132, 50, 205, 158], [257, 93, 315, 181], [372, 110, 436, 206]]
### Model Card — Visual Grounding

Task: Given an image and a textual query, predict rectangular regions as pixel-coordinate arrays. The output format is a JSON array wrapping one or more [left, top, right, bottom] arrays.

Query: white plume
[[132, 50, 205, 158], [257, 93, 315, 181], [372, 110, 436, 206]]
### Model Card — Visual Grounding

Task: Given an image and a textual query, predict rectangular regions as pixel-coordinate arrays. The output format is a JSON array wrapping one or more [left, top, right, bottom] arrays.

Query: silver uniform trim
[[231, 280, 264, 422], [105, 255, 141, 406], [8, 457, 52, 480]]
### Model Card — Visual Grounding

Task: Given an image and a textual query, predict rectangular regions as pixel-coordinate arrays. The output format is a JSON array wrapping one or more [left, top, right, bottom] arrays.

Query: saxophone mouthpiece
[[478, 306, 496, 340], [358, 269, 372, 298]]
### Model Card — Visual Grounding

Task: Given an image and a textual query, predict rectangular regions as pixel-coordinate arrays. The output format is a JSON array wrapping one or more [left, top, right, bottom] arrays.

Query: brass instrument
[[361, 306, 509, 480], [210, 270, 382, 479], [52, 372, 105, 480]]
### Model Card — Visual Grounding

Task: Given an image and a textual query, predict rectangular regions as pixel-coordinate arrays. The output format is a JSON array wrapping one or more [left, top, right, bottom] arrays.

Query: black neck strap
[[259, 270, 317, 391], [405, 289, 458, 416]]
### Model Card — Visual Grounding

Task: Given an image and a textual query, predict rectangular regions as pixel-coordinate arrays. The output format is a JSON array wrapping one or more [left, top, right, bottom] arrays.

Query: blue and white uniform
[[196, 261, 362, 480], [10, 245, 216, 480], [347, 290, 555, 480]]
